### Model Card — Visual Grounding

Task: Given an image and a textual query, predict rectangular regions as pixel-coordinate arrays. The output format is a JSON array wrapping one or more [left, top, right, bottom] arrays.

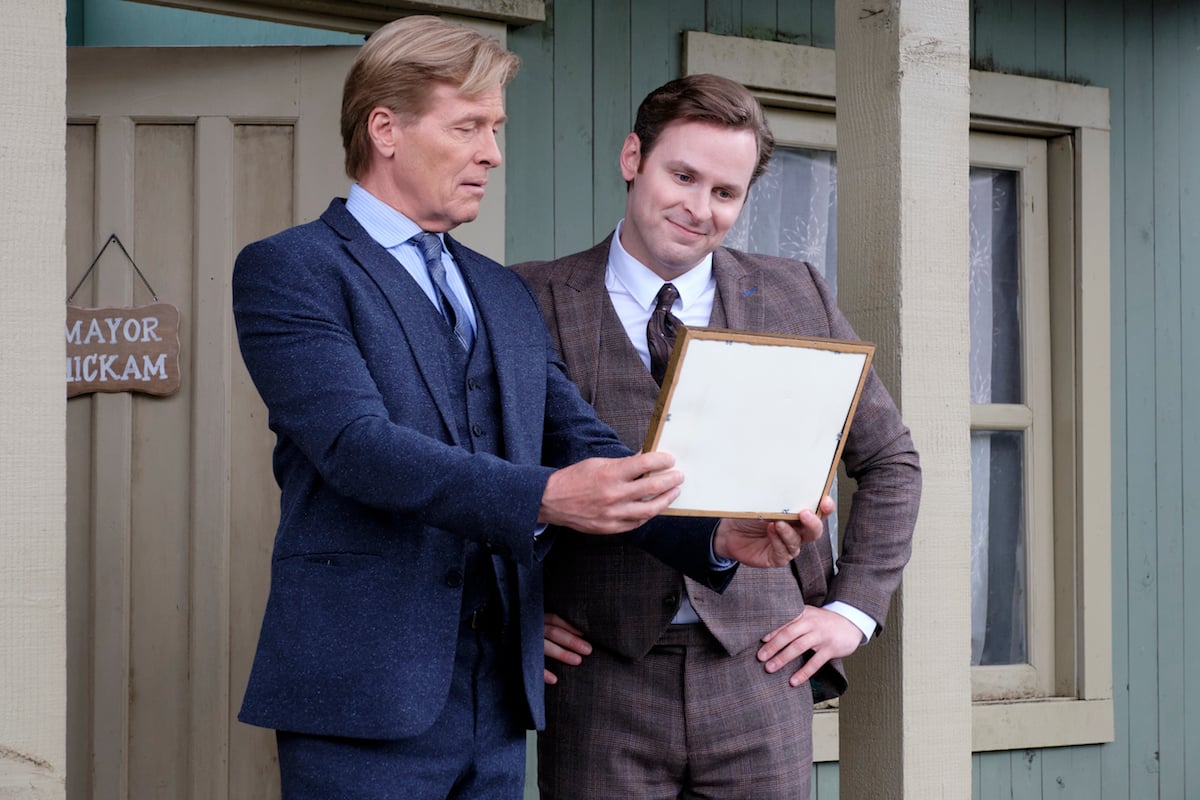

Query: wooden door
[[66, 46, 354, 800]]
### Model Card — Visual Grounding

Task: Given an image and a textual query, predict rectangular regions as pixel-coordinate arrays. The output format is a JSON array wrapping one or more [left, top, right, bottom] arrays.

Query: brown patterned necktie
[[647, 282, 682, 386]]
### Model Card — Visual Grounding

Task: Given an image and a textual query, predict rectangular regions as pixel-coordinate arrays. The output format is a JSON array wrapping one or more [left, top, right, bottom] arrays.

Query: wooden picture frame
[[643, 327, 875, 519]]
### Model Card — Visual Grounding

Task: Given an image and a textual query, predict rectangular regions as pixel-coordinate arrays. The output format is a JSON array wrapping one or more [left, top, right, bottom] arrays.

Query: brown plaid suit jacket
[[512, 235, 920, 703]]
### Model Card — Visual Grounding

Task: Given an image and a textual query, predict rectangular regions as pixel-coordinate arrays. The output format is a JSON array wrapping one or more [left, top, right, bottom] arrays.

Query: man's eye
[[676, 173, 693, 183]]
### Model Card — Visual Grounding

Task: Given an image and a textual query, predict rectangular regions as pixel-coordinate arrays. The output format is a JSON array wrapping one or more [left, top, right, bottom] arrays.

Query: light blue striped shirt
[[344, 183, 478, 337]]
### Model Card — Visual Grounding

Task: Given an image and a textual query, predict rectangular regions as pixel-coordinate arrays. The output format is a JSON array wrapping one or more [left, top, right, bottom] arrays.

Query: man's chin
[[449, 204, 482, 228], [655, 246, 709, 275]]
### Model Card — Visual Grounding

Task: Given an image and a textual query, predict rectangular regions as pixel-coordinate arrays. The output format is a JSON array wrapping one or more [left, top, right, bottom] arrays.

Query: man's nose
[[478, 128, 502, 167], [682, 189, 711, 222]]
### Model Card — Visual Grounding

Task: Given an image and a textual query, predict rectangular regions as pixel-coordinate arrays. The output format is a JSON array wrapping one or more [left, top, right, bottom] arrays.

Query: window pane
[[969, 168, 1022, 404], [726, 146, 838, 292], [970, 429, 1027, 666]]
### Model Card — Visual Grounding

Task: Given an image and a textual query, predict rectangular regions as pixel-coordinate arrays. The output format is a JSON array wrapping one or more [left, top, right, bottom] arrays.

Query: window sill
[[813, 697, 1113, 762]]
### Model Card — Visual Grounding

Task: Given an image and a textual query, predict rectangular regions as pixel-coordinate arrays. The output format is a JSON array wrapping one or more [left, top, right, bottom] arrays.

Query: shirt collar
[[607, 219, 714, 311], [345, 183, 439, 249]]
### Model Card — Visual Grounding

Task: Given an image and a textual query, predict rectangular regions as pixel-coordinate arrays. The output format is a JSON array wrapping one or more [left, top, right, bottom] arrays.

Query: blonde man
[[233, 19, 818, 799], [515, 74, 920, 799]]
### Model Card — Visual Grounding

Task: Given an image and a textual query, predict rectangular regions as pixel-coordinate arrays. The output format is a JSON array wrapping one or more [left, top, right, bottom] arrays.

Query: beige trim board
[[1072, 125, 1113, 701], [685, 32, 837, 98], [131, 0, 544, 31], [2, 0, 68, 786], [0, 766, 64, 799], [684, 31, 1110, 130], [972, 698, 1114, 751], [69, 47, 321, 120], [814, 697, 1115, 761], [812, 708, 837, 762]]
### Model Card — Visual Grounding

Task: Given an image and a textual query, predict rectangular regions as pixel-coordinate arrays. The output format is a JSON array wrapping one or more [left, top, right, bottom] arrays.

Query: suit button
[[471, 424, 484, 437], [445, 569, 463, 588], [467, 378, 478, 390], [663, 593, 679, 610]]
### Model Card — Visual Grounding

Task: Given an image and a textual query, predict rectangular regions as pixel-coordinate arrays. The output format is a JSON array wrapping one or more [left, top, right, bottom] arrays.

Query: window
[[743, 121, 1057, 699], [687, 30, 1113, 755], [967, 135, 1054, 703]]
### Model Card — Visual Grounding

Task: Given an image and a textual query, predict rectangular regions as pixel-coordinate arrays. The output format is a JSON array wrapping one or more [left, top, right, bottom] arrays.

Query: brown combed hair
[[633, 74, 775, 184], [340, 15, 520, 180]]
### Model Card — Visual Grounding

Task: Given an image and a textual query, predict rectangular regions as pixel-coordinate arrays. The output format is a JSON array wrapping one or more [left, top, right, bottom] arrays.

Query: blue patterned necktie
[[412, 232, 473, 352], [647, 282, 682, 386]]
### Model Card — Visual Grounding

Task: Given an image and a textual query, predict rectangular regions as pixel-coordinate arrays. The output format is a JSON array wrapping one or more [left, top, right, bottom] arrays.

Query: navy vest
[[429, 306, 509, 618]]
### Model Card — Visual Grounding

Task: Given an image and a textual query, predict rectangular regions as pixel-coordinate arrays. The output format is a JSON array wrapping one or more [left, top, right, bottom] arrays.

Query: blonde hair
[[340, 15, 520, 179]]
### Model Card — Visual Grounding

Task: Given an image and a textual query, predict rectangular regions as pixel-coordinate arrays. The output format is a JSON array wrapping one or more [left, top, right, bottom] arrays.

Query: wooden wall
[[65, 46, 356, 800], [506, 1, 1200, 798], [969, 1, 1199, 798]]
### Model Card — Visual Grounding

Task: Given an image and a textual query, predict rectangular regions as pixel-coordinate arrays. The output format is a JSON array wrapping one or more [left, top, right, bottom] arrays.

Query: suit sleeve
[[232, 237, 553, 555], [806, 263, 922, 633]]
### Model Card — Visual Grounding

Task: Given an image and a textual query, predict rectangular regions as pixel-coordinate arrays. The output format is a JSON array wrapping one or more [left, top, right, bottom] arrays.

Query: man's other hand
[[711, 495, 833, 568], [543, 613, 591, 685], [757, 605, 864, 686]]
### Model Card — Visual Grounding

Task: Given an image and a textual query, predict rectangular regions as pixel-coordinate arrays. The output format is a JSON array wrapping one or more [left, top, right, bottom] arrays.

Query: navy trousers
[[276, 620, 526, 800]]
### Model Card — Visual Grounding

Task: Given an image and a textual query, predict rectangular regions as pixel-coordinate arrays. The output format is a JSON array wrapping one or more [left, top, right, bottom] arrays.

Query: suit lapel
[[711, 247, 762, 332], [324, 201, 461, 443], [554, 236, 678, 450], [552, 239, 615, 406]]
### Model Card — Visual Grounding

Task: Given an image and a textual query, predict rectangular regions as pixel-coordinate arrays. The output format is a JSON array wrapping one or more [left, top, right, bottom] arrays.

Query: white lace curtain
[[968, 168, 1025, 666], [729, 148, 1026, 666], [726, 146, 841, 548], [726, 147, 838, 290]]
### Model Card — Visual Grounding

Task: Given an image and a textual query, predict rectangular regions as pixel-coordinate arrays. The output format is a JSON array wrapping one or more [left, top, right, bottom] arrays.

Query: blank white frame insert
[[644, 327, 874, 519]]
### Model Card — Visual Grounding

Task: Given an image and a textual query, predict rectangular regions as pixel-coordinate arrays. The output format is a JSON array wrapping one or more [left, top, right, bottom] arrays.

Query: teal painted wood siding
[[70, 0, 361, 45], [970, 1, 1198, 799]]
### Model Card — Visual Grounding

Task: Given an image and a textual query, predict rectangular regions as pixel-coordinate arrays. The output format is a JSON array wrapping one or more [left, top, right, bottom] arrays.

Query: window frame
[[685, 30, 1112, 757], [967, 133, 1055, 700]]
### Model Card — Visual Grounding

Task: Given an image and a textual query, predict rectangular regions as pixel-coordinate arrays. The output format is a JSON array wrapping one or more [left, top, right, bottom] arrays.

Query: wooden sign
[[66, 303, 182, 398]]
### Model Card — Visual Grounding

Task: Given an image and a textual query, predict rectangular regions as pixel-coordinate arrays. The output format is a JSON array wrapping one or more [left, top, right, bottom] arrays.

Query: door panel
[[67, 47, 353, 800]]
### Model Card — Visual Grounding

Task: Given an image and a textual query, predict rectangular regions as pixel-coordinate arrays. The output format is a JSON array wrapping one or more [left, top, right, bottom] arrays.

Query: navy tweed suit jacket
[[232, 200, 732, 740]]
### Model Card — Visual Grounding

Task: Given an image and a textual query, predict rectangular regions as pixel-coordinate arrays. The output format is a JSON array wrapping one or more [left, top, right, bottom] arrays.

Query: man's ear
[[366, 106, 398, 158], [619, 133, 643, 182]]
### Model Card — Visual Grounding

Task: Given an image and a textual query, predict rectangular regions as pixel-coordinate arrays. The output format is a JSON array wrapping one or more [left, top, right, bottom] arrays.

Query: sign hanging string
[[67, 233, 159, 304]]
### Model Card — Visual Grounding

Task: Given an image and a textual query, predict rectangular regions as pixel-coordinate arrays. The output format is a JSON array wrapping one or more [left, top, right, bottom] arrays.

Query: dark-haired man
[[514, 74, 921, 799]]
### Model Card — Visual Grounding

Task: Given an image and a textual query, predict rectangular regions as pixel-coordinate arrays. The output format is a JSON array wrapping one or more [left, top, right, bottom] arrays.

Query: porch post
[[834, 0, 973, 797], [0, 1, 68, 798]]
